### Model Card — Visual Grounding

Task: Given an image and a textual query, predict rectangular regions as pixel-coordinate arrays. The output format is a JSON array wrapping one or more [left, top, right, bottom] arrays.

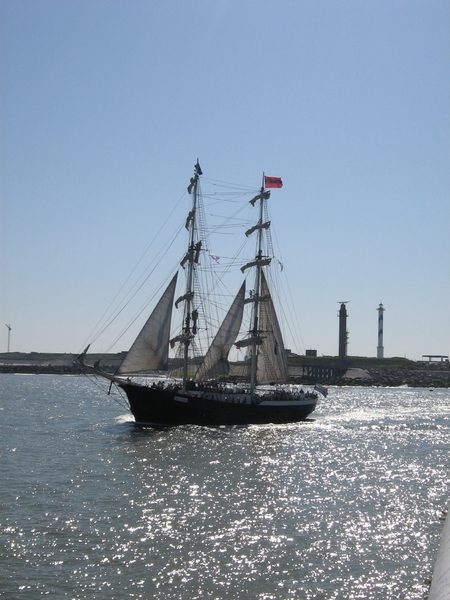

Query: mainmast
[[236, 172, 283, 392], [249, 174, 267, 391], [236, 174, 272, 392]]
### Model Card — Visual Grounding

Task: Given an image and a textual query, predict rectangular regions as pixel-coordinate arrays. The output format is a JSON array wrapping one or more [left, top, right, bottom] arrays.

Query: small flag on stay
[[314, 383, 328, 398], [264, 176, 283, 188], [275, 258, 284, 271]]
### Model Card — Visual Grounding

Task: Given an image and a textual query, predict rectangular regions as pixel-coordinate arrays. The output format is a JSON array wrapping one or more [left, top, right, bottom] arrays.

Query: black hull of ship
[[119, 382, 317, 426]]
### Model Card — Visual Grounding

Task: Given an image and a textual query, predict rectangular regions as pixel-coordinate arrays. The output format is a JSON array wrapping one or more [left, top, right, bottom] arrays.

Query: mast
[[237, 172, 283, 390], [182, 161, 202, 390], [249, 173, 268, 392]]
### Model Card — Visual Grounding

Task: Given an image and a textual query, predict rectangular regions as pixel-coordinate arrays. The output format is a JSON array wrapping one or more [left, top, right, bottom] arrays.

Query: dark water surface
[[1, 375, 449, 599]]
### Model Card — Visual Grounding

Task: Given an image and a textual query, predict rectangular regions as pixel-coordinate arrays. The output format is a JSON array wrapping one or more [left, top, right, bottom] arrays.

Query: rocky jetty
[[289, 356, 450, 388], [0, 353, 449, 387], [0, 353, 119, 375]]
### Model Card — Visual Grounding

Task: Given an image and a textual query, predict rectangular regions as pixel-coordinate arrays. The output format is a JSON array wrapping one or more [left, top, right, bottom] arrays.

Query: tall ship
[[78, 163, 323, 425]]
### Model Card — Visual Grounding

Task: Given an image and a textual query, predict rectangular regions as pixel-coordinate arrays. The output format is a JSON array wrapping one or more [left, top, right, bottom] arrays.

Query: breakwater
[[1, 353, 449, 387]]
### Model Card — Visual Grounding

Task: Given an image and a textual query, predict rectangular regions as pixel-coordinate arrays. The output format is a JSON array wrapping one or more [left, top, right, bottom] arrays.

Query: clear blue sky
[[1, 0, 449, 360]]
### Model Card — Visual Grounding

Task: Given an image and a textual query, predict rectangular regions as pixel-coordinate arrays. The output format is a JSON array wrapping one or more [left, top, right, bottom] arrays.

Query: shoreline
[[1, 360, 449, 388]]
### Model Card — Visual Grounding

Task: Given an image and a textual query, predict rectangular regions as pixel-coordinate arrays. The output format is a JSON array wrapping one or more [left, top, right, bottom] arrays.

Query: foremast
[[179, 161, 202, 392], [171, 160, 247, 390]]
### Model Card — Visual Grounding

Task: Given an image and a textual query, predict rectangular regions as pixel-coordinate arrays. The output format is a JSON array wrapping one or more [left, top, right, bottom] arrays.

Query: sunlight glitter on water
[[0, 376, 449, 599]]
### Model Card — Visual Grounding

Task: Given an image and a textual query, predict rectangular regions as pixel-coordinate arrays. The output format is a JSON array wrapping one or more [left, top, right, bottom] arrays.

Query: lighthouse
[[377, 303, 385, 359], [338, 302, 349, 358]]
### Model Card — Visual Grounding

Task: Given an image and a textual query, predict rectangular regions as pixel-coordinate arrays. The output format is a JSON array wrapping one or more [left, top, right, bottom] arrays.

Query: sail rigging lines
[[103, 270, 179, 355], [80, 172, 302, 360], [85, 225, 182, 352], [262, 217, 306, 356], [200, 176, 256, 192], [79, 198, 187, 353], [77, 166, 319, 426], [201, 177, 266, 211]]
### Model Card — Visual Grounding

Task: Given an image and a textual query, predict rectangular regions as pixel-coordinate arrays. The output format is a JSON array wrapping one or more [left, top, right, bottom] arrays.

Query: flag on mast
[[264, 176, 283, 189]]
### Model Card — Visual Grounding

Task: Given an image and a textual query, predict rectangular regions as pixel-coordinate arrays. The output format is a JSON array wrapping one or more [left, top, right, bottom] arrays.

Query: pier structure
[[299, 362, 347, 381], [428, 507, 450, 600], [377, 303, 385, 359]]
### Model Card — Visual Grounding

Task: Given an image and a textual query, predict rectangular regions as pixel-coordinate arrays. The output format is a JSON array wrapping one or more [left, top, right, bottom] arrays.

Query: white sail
[[256, 271, 289, 384], [116, 273, 178, 375], [194, 282, 246, 382]]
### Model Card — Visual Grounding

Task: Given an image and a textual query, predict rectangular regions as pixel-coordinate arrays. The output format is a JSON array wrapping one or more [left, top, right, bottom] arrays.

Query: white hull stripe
[[259, 400, 316, 407]]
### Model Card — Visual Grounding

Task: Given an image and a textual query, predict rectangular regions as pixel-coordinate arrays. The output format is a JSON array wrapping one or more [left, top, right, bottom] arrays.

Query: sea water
[[0, 374, 448, 599]]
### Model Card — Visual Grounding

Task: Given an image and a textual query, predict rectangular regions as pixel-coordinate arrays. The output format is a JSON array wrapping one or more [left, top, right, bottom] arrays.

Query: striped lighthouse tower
[[377, 303, 385, 359]]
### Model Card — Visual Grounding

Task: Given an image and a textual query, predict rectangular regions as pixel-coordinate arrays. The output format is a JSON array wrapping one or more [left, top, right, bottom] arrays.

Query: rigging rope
[[79, 194, 187, 353], [79, 176, 306, 360]]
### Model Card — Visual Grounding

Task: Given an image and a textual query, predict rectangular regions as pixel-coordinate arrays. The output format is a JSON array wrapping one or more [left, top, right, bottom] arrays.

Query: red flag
[[264, 176, 283, 189]]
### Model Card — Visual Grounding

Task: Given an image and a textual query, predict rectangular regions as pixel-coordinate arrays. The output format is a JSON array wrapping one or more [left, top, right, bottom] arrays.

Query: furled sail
[[256, 271, 289, 384], [240, 257, 271, 273], [194, 282, 246, 382], [249, 190, 270, 206], [245, 221, 271, 237], [116, 273, 178, 375]]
